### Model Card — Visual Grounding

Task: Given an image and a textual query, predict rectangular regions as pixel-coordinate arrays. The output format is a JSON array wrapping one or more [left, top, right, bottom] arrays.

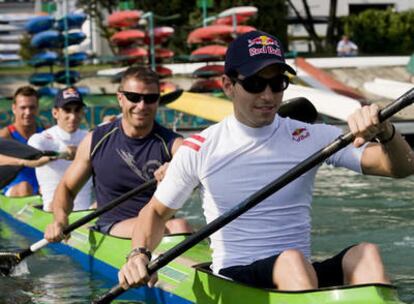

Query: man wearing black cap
[[28, 87, 93, 211], [118, 30, 414, 291]]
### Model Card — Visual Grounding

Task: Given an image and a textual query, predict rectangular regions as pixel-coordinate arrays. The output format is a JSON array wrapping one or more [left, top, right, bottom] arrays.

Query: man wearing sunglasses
[[119, 31, 414, 290], [44, 67, 191, 242]]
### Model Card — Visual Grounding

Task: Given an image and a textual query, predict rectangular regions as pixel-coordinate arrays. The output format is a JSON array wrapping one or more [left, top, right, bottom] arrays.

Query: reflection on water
[[0, 165, 413, 303], [0, 224, 105, 304], [180, 165, 414, 304], [312, 166, 414, 304]]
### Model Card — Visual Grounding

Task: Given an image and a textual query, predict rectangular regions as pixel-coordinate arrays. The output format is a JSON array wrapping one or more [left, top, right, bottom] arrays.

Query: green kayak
[[0, 195, 405, 304]]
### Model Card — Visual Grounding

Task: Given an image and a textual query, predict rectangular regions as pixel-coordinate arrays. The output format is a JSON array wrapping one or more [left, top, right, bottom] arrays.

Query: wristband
[[376, 124, 396, 144], [126, 247, 152, 261]]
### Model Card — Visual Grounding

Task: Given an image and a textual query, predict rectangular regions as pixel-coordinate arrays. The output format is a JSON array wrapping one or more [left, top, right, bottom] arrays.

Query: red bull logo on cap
[[248, 35, 278, 47], [248, 35, 282, 57], [62, 87, 80, 100], [292, 127, 310, 142]]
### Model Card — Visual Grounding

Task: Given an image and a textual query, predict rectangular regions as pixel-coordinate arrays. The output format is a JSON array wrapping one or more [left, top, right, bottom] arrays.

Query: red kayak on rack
[[119, 47, 148, 63], [192, 64, 224, 78], [218, 6, 257, 18], [187, 25, 256, 44], [155, 48, 174, 60], [110, 29, 145, 46], [156, 66, 173, 78], [145, 26, 174, 45], [190, 78, 223, 93], [187, 25, 233, 44], [107, 10, 142, 28], [236, 25, 256, 34], [213, 14, 250, 25], [190, 45, 227, 61]]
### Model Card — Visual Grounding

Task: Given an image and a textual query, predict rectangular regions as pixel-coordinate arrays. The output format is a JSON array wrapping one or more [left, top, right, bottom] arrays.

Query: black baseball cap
[[224, 30, 296, 77], [54, 87, 85, 108]]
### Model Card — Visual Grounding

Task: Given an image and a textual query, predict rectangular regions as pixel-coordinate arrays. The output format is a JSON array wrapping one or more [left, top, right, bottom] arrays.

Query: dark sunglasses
[[231, 74, 289, 94], [119, 91, 160, 104]]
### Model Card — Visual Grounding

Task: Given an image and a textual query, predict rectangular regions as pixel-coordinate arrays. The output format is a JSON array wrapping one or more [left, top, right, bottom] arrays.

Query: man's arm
[[348, 104, 414, 177], [118, 196, 176, 288], [44, 132, 93, 241], [171, 137, 184, 155]]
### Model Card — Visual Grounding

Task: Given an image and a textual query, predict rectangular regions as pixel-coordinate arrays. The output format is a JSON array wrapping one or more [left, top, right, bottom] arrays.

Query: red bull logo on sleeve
[[248, 35, 282, 57], [292, 127, 310, 142]]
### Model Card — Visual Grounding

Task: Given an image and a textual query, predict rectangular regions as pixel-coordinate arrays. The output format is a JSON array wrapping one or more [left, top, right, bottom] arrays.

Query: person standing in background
[[337, 35, 358, 56]]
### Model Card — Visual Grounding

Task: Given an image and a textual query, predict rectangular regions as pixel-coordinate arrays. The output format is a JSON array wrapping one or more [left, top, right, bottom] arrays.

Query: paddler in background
[[117, 30, 414, 291], [0, 86, 49, 197]]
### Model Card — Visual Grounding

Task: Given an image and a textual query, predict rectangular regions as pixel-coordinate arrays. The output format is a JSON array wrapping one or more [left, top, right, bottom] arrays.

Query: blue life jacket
[[2, 124, 44, 194]]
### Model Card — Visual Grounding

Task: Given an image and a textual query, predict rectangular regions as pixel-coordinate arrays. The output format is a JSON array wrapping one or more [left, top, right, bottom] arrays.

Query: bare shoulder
[[171, 137, 184, 155], [0, 127, 10, 138], [75, 131, 93, 161]]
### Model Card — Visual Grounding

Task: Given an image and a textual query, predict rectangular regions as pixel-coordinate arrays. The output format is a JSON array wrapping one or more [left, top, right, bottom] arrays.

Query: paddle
[[92, 88, 414, 304], [0, 178, 157, 276], [160, 89, 183, 105], [279, 97, 318, 123], [0, 138, 61, 189]]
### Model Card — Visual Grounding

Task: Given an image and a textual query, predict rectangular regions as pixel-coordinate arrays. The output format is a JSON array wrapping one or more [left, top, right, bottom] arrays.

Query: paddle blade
[[0, 252, 21, 276], [159, 89, 184, 105], [0, 138, 44, 159], [0, 138, 60, 189], [0, 166, 22, 189], [279, 97, 318, 123]]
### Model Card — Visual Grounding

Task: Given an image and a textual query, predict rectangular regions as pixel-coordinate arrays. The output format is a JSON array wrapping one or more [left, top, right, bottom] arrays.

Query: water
[[0, 165, 413, 303]]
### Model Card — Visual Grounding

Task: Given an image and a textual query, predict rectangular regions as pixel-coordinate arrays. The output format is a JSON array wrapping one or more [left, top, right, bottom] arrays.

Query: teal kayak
[[0, 195, 405, 304]]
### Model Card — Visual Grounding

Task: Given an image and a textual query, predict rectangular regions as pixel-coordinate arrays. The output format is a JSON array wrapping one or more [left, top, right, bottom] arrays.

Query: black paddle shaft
[[63, 179, 156, 235], [94, 88, 414, 304]]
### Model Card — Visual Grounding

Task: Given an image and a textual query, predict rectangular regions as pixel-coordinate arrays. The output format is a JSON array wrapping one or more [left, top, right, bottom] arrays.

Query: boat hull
[[0, 195, 405, 304]]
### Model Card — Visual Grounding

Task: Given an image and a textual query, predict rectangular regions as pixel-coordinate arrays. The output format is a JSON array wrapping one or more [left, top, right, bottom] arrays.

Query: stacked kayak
[[0, 195, 406, 304], [25, 13, 89, 96], [188, 6, 257, 93], [108, 10, 146, 64], [107, 10, 175, 92]]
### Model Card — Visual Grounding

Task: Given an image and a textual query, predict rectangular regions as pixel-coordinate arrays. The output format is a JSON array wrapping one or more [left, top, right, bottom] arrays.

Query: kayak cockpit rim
[[193, 262, 398, 293]]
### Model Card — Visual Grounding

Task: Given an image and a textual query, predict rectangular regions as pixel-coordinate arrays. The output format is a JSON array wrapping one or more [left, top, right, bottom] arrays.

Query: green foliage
[[18, 34, 38, 61], [343, 9, 414, 54]]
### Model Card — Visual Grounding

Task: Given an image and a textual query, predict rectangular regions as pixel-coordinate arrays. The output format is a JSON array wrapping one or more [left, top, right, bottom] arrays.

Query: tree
[[77, 0, 119, 56], [325, 0, 338, 53], [286, 0, 323, 52]]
